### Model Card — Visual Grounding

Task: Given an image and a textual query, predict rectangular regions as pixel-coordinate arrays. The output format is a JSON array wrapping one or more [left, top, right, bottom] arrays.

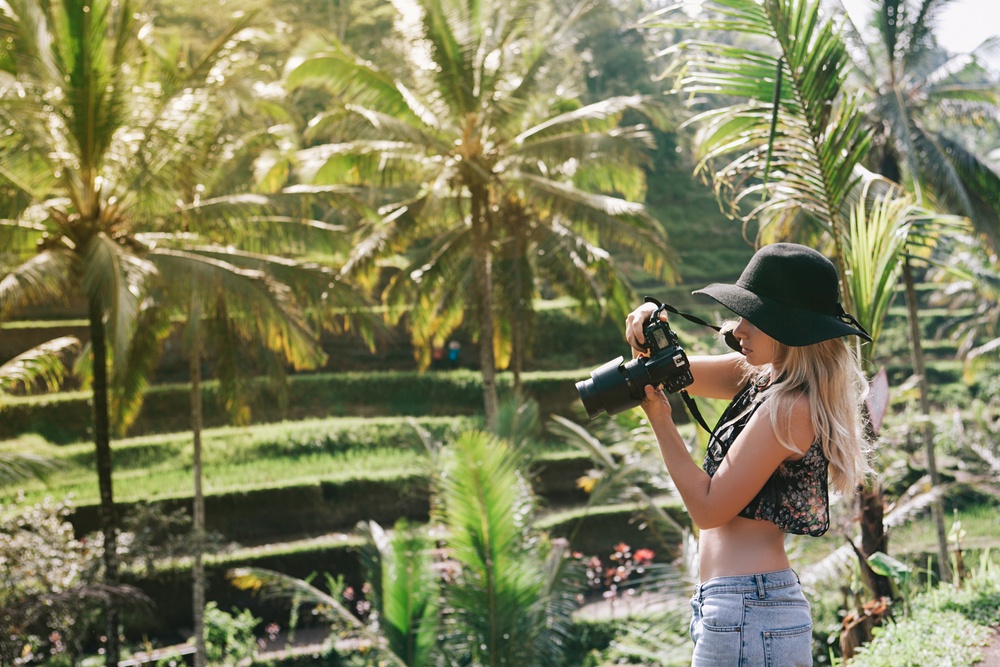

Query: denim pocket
[[762, 622, 812, 666], [699, 593, 744, 632]]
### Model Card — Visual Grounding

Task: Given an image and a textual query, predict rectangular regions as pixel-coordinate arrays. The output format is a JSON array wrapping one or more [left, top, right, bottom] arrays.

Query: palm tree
[[835, 0, 1000, 583], [123, 37, 375, 664], [836, 0, 1000, 236], [170, 267, 324, 667], [0, 1, 372, 660], [0, 2, 212, 658], [286, 0, 674, 425]]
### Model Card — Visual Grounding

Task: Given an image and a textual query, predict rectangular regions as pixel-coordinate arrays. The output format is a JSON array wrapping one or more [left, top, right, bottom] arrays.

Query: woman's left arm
[[641, 385, 812, 530]]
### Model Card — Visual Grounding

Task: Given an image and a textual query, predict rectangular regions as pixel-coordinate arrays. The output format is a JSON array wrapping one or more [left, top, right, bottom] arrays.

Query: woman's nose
[[733, 318, 748, 338]]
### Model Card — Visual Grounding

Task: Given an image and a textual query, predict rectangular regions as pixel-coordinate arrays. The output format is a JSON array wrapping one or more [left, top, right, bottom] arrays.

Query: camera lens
[[575, 356, 645, 419]]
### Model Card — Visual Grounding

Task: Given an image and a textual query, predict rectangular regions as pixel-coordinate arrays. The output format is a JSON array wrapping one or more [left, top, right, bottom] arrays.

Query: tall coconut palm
[[837, 0, 1000, 236], [0, 1, 228, 658], [124, 38, 373, 666], [157, 259, 326, 667], [286, 0, 674, 425], [0, 1, 371, 661]]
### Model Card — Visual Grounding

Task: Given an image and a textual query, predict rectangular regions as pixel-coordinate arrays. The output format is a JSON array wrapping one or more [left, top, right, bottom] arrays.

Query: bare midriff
[[698, 516, 790, 581]]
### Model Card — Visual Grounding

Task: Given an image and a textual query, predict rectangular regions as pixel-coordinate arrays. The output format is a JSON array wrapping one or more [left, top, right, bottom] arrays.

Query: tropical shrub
[[0, 496, 105, 665]]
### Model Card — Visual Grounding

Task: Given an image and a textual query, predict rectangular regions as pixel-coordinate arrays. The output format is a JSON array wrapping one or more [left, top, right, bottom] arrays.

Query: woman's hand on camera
[[625, 302, 665, 357], [641, 384, 673, 420]]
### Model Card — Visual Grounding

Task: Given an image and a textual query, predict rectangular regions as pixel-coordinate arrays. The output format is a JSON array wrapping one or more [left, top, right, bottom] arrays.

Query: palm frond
[[417, 0, 477, 118], [547, 415, 690, 543], [0, 335, 80, 394], [436, 430, 555, 666], [932, 134, 1000, 250], [148, 248, 325, 371], [883, 475, 951, 529], [109, 299, 172, 435], [287, 41, 429, 126], [0, 451, 59, 485], [841, 190, 913, 346], [357, 521, 440, 667], [799, 542, 856, 590], [492, 395, 541, 452], [511, 96, 650, 145], [516, 173, 655, 227], [0, 250, 74, 318], [656, 0, 871, 237], [82, 233, 156, 368]]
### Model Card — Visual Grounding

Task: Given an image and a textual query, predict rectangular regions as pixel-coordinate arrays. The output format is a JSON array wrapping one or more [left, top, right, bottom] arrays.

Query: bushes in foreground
[[847, 558, 1000, 667]]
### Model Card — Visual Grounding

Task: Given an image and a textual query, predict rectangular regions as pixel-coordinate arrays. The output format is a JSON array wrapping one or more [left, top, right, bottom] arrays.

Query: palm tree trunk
[[189, 297, 208, 667], [902, 258, 952, 583], [857, 482, 893, 599], [89, 298, 120, 667], [511, 315, 523, 398], [471, 186, 499, 427], [510, 234, 527, 398]]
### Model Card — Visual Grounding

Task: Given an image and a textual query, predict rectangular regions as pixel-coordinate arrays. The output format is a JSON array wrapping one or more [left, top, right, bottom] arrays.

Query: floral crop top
[[702, 381, 830, 537]]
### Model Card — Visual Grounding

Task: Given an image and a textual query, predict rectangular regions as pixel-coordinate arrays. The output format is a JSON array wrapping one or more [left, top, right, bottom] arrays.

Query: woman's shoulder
[[760, 386, 815, 456]]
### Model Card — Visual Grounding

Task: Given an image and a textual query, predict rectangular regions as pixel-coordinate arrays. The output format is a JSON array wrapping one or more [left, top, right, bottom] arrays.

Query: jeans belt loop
[[755, 573, 766, 599]]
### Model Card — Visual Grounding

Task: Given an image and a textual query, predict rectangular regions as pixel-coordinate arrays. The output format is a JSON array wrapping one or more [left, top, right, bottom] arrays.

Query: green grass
[[8, 444, 429, 508], [0, 319, 89, 329], [846, 558, 1000, 667], [0, 415, 475, 507], [891, 504, 1000, 554]]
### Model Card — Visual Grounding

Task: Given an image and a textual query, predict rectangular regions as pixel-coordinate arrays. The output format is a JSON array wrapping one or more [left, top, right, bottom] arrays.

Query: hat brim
[[693, 283, 869, 346]]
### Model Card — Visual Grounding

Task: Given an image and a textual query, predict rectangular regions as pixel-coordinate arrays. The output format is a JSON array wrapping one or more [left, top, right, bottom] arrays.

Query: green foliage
[[581, 608, 693, 666], [203, 601, 260, 666], [847, 608, 988, 666], [0, 495, 104, 665], [840, 556, 1000, 666]]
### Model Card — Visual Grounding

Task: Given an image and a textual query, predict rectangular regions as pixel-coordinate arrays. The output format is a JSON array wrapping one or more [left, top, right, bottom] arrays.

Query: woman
[[625, 243, 872, 666]]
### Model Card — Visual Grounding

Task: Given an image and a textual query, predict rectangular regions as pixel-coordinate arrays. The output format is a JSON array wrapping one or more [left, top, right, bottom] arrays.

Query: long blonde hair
[[725, 327, 872, 495]]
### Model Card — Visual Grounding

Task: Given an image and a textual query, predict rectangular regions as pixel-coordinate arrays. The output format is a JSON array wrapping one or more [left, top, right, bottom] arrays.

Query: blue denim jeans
[[689, 568, 813, 666]]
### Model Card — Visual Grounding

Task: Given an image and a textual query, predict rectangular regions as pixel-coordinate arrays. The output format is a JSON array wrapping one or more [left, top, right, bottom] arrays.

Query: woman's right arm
[[625, 302, 744, 400]]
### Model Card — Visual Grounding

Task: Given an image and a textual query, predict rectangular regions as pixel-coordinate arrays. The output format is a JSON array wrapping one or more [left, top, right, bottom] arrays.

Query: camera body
[[576, 312, 693, 420]]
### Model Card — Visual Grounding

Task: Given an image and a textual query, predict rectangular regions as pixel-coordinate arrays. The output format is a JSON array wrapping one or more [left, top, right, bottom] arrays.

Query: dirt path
[[981, 629, 1000, 666]]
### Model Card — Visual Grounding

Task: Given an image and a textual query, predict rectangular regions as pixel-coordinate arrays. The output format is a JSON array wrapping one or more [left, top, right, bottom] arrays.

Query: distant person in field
[[625, 243, 872, 666], [447, 340, 461, 369]]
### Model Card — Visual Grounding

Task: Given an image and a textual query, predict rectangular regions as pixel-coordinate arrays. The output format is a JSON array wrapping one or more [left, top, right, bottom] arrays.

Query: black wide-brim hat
[[693, 243, 872, 347]]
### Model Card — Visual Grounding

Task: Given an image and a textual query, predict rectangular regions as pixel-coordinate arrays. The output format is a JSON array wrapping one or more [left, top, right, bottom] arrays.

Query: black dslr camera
[[576, 305, 693, 419]]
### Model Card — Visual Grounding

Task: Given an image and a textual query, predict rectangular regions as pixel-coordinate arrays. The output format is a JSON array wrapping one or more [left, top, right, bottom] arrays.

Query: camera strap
[[642, 296, 738, 434]]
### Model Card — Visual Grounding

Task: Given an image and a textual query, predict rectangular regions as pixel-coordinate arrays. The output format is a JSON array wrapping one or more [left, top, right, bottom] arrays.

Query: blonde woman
[[625, 243, 871, 666]]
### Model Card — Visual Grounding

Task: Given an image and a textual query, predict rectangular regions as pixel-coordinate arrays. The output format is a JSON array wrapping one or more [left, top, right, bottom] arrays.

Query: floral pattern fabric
[[702, 382, 830, 537]]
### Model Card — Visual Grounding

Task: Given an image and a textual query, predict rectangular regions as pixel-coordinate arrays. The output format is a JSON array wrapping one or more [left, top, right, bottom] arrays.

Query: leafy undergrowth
[[847, 557, 1000, 667]]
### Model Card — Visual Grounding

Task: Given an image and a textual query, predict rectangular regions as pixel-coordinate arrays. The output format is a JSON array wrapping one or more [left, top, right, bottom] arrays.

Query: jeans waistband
[[694, 568, 800, 599]]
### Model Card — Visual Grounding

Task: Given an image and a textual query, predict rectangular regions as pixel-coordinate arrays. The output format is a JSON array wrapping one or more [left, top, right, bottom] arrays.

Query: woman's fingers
[[625, 302, 659, 352]]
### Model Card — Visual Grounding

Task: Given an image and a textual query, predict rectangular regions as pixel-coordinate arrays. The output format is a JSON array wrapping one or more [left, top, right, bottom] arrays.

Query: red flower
[[633, 548, 655, 564]]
